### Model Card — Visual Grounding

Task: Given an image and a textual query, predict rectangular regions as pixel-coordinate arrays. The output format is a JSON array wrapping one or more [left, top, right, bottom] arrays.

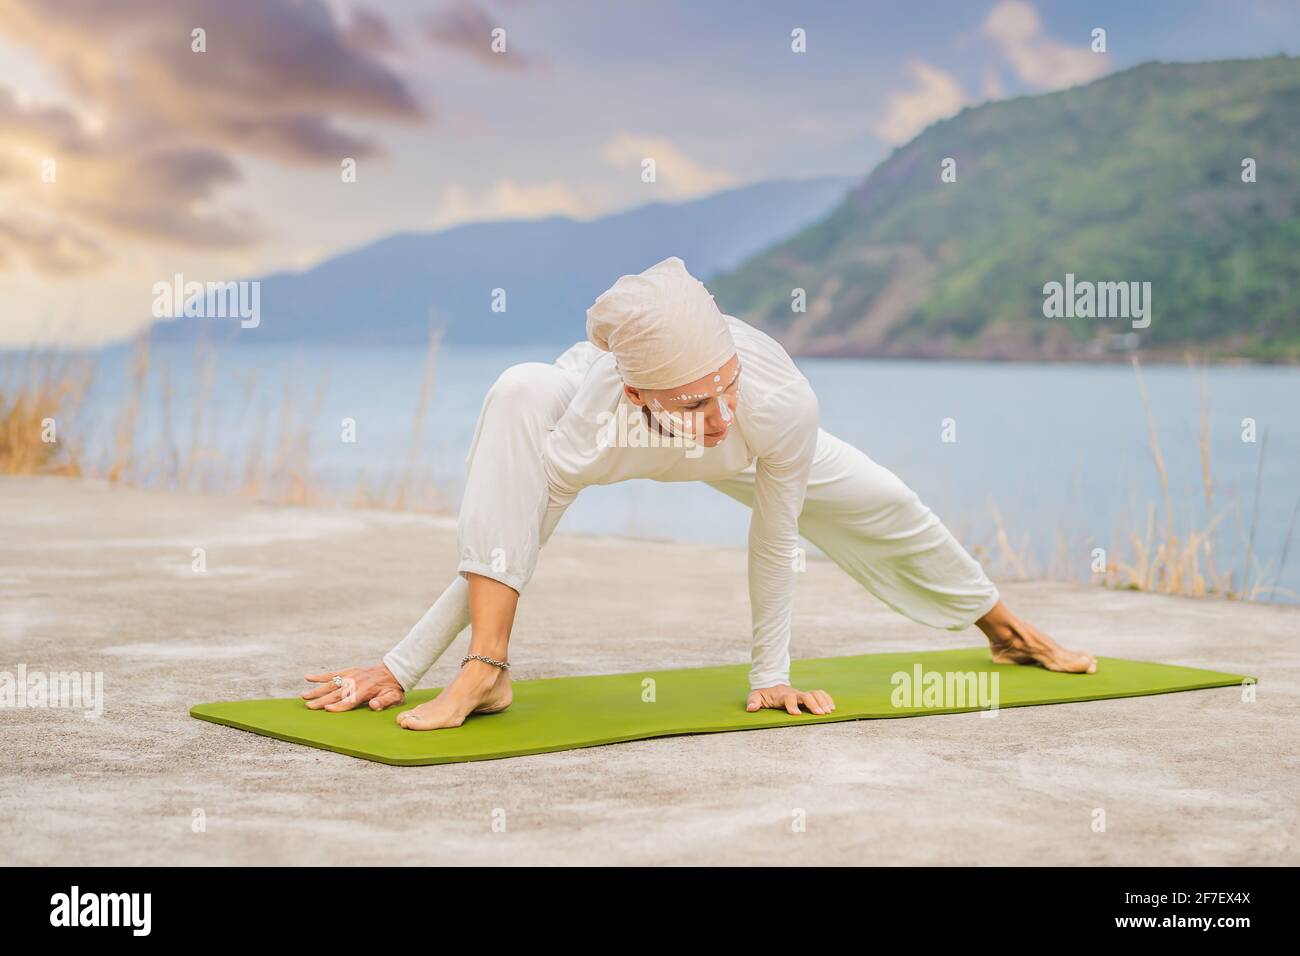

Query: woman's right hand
[[302, 663, 406, 712]]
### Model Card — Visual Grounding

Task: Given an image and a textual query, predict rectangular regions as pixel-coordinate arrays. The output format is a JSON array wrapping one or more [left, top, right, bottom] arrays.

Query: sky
[[1, 0, 1298, 346]]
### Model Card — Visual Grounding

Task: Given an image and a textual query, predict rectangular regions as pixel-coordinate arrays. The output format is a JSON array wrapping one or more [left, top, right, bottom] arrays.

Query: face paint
[[648, 360, 740, 442], [650, 395, 733, 441], [664, 360, 742, 404], [649, 398, 697, 437]]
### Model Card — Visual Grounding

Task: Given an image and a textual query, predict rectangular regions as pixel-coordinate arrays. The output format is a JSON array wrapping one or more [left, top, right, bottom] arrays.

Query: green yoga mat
[[190, 647, 1250, 766]]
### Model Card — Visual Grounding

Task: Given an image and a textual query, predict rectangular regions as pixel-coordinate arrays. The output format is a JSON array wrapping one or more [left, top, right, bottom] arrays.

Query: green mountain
[[711, 57, 1300, 362]]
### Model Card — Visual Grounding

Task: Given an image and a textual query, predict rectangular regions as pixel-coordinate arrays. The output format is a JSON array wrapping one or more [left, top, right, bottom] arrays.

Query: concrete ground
[[1, 476, 1295, 866]]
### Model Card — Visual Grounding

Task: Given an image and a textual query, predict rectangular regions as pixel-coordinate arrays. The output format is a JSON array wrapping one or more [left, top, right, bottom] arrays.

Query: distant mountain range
[[711, 57, 1300, 362], [149, 176, 853, 347], [151, 56, 1299, 362]]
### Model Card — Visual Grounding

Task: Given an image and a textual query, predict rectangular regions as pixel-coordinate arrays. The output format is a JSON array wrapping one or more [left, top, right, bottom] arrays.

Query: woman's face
[[623, 354, 741, 448]]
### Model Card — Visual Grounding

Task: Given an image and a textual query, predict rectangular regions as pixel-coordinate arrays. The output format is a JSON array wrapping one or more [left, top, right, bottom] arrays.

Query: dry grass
[[2, 341, 1294, 603], [0, 350, 93, 477], [1099, 354, 1295, 601], [970, 354, 1297, 602], [0, 333, 448, 513], [350, 328, 444, 512]]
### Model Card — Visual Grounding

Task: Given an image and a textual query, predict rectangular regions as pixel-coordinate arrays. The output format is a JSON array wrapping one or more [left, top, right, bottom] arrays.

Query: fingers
[[301, 680, 341, 701], [747, 688, 835, 716], [302, 670, 351, 700], [804, 689, 835, 714], [305, 687, 346, 710], [323, 685, 363, 712], [797, 691, 837, 715], [322, 674, 368, 711], [790, 691, 821, 712], [308, 682, 361, 711], [301, 666, 408, 713], [369, 688, 405, 711]]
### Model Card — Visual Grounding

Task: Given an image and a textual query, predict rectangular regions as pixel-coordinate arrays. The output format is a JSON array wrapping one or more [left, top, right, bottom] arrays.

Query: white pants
[[382, 360, 1000, 689]]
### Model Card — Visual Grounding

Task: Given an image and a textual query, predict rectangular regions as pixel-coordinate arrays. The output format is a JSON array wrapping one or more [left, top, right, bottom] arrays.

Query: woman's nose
[[704, 396, 733, 431]]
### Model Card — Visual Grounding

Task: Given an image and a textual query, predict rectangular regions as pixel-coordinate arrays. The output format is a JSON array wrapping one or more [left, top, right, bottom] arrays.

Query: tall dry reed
[[0, 350, 93, 476], [0, 332, 446, 513], [2, 341, 1293, 602]]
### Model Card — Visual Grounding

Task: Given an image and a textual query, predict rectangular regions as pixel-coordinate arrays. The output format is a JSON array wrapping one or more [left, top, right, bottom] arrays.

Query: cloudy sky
[[1, 0, 1297, 345]]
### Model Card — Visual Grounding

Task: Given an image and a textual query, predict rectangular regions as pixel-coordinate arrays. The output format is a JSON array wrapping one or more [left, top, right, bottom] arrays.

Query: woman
[[303, 257, 1096, 730]]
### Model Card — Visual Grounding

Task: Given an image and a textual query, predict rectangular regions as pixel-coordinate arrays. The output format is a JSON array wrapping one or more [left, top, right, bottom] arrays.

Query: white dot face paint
[[647, 359, 742, 445]]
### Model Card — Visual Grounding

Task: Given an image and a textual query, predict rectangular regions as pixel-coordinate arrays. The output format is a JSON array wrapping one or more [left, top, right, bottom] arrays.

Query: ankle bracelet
[[462, 654, 510, 671]]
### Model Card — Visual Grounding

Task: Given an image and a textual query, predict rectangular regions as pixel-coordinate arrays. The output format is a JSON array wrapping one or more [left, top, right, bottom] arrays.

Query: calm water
[[65, 343, 1300, 601]]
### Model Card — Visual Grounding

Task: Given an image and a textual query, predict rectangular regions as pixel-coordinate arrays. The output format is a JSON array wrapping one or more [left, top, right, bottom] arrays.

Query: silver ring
[[332, 676, 344, 687]]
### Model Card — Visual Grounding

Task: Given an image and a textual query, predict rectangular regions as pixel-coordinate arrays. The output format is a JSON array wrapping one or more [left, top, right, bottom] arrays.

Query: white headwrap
[[585, 256, 736, 390]]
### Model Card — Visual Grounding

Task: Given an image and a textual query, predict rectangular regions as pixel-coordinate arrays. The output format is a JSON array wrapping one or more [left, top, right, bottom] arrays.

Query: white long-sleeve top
[[545, 316, 819, 689]]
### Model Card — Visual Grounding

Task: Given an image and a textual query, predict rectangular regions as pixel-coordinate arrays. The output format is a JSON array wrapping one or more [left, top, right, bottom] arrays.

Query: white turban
[[586, 256, 736, 390]]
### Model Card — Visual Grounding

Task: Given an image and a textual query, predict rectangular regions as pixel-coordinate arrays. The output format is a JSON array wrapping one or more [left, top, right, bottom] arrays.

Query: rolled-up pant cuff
[[457, 560, 527, 595], [953, 587, 1002, 630], [382, 651, 420, 692]]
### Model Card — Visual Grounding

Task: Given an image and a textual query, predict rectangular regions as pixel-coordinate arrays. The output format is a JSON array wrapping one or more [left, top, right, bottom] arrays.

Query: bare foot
[[396, 662, 512, 731], [977, 603, 1097, 674]]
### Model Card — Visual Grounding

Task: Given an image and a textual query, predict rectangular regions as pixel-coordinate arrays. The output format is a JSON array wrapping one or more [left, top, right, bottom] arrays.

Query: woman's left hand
[[302, 663, 405, 712], [746, 685, 835, 716]]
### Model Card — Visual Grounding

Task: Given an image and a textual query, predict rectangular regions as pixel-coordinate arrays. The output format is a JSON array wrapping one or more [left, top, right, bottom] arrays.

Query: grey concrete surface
[[1, 476, 1295, 865]]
